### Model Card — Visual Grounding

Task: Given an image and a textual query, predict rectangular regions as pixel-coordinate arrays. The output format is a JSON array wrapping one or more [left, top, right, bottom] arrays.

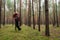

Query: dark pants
[[15, 19, 21, 30]]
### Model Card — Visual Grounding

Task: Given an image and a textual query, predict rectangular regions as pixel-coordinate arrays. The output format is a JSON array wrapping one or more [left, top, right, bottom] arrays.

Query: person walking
[[13, 12, 21, 31]]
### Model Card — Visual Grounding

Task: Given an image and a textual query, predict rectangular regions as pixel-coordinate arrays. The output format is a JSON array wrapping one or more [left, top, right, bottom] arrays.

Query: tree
[[28, 0, 31, 26], [58, 0, 60, 24], [32, 0, 35, 29], [14, 0, 16, 30], [3, 0, 5, 25], [38, 0, 41, 31], [20, 0, 22, 26], [53, 0, 56, 26], [0, 0, 2, 28], [55, 0, 59, 27], [14, 0, 16, 12], [24, 0, 27, 25], [45, 0, 50, 36]]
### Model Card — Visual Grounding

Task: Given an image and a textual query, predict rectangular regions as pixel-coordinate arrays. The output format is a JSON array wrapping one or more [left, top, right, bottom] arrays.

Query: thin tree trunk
[[6, 12, 8, 24], [53, 0, 56, 26], [25, 0, 27, 25], [14, 0, 16, 30], [14, 0, 16, 12], [0, 0, 2, 28], [28, 0, 31, 26], [3, 0, 5, 25], [45, 0, 50, 36], [56, 0, 59, 27], [38, 0, 41, 31], [59, 1, 60, 25], [20, 0, 22, 26], [32, 0, 35, 29]]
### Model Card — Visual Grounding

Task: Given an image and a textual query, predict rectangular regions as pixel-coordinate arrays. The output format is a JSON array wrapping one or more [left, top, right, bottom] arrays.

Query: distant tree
[[6, 0, 14, 24], [42, 1, 45, 24], [0, 0, 2, 28], [45, 0, 50, 36], [24, 0, 27, 25], [55, 0, 59, 27], [28, 0, 31, 26], [53, 0, 56, 26], [32, 0, 35, 29], [58, 0, 60, 24]]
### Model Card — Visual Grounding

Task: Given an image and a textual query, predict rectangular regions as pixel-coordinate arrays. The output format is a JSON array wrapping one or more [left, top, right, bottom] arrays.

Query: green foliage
[[6, 0, 14, 10]]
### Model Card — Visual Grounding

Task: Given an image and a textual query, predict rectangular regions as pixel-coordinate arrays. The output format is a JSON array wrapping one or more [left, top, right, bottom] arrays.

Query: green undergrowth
[[0, 24, 60, 40]]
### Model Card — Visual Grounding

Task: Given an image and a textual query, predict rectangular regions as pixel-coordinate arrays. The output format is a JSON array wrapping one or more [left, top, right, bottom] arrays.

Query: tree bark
[[53, 0, 55, 26], [38, 0, 41, 31], [14, 0, 16, 30], [0, 0, 2, 28], [55, 0, 59, 27], [14, 0, 16, 12], [32, 0, 35, 29], [3, 0, 5, 25], [45, 0, 50, 36], [20, 0, 22, 26], [28, 0, 31, 26]]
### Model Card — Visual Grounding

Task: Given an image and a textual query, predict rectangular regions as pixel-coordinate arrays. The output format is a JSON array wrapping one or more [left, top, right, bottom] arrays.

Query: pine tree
[[38, 0, 41, 31], [0, 0, 2, 28], [55, 0, 59, 27], [3, 0, 5, 25], [53, 0, 56, 26], [28, 0, 31, 26], [14, 0, 16, 30], [45, 0, 50, 36], [32, 0, 35, 29], [20, 0, 22, 26]]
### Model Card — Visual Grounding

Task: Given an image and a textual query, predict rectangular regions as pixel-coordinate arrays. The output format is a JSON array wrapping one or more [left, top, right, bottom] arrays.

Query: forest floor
[[0, 24, 60, 40]]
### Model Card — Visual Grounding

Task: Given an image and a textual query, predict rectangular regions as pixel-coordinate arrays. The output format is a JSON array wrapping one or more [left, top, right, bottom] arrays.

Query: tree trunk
[[32, 0, 35, 29], [53, 0, 56, 26], [25, 0, 27, 25], [20, 0, 22, 26], [14, 0, 16, 12], [14, 0, 16, 30], [28, 0, 31, 26], [0, 0, 2, 28], [56, 0, 59, 27], [38, 0, 41, 31], [3, 0, 5, 25], [45, 0, 50, 36]]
